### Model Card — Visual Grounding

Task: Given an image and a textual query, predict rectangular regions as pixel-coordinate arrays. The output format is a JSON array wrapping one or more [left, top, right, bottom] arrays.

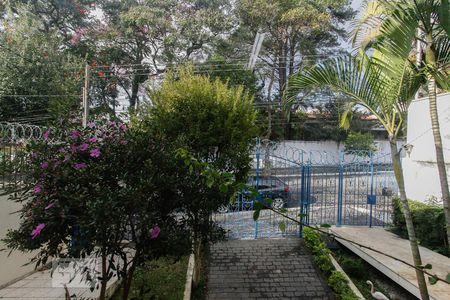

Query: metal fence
[[0, 122, 44, 192], [213, 138, 398, 239]]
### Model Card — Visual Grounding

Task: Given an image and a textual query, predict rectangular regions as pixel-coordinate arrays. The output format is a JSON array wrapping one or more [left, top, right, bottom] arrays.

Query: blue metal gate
[[213, 139, 398, 239]]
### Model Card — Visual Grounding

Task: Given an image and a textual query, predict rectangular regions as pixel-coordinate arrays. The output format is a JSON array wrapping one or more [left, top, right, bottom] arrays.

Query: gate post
[[337, 152, 344, 227], [369, 151, 375, 228], [254, 137, 260, 239], [299, 164, 306, 237]]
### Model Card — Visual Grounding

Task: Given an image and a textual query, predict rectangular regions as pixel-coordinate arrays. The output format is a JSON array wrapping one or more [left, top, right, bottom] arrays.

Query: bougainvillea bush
[[3, 119, 188, 300], [5, 120, 128, 252]]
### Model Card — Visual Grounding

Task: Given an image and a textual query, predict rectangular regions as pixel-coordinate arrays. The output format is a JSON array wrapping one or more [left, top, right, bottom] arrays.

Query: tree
[[351, 0, 450, 257], [144, 67, 258, 181], [0, 7, 83, 124], [344, 132, 376, 154], [199, 55, 262, 98], [287, 53, 430, 299], [140, 67, 258, 286], [232, 0, 354, 139], [93, 0, 235, 108], [5, 0, 95, 35], [3, 120, 190, 300]]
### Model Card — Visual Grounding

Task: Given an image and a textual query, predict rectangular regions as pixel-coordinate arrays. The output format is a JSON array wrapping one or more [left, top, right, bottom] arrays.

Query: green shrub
[[392, 198, 448, 256], [340, 257, 365, 278], [304, 228, 334, 273], [328, 271, 358, 300], [303, 228, 358, 299]]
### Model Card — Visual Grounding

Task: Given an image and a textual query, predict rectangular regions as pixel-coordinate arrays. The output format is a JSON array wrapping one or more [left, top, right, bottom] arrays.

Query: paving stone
[[206, 238, 333, 300]]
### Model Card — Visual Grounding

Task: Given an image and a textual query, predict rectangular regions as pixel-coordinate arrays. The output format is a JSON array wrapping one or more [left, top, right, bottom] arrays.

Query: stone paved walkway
[[207, 238, 332, 300]]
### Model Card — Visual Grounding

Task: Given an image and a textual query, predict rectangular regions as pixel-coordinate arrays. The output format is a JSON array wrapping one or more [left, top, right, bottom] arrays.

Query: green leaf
[[428, 275, 438, 285], [279, 208, 288, 214], [424, 264, 433, 270], [446, 273, 450, 283], [265, 198, 273, 205], [320, 223, 331, 228], [279, 221, 286, 233], [298, 213, 307, 218], [219, 184, 228, 193], [253, 201, 264, 211], [253, 209, 260, 221]]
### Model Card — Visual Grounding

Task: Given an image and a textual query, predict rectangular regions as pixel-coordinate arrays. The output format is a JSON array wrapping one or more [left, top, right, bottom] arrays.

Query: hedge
[[303, 227, 358, 300], [392, 198, 448, 256]]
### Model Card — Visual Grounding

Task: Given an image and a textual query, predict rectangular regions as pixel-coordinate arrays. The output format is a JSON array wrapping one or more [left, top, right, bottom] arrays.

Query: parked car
[[217, 175, 291, 213]]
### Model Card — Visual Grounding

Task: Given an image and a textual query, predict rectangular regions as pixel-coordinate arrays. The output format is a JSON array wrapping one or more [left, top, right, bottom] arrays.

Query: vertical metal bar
[[337, 153, 344, 226], [299, 164, 306, 237], [254, 138, 260, 239], [369, 151, 375, 228], [306, 165, 311, 226]]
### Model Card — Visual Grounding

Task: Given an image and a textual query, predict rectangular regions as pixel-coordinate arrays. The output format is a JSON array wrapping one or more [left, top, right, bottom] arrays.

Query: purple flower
[[43, 129, 51, 140], [44, 203, 55, 210], [31, 223, 45, 239], [58, 147, 66, 153], [150, 226, 160, 239], [90, 148, 101, 158], [73, 162, 87, 170], [88, 136, 98, 143], [31, 152, 38, 160], [70, 144, 78, 153], [78, 143, 89, 151], [40, 162, 49, 169], [108, 121, 117, 127], [87, 121, 96, 128], [119, 123, 128, 131], [33, 184, 42, 194], [70, 130, 81, 139]]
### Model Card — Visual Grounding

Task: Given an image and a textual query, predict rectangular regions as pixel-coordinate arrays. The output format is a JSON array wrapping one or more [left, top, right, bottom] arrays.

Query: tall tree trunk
[[122, 256, 137, 300], [99, 249, 108, 300], [426, 39, 450, 251], [129, 76, 139, 110], [192, 236, 203, 288], [390, 139, 429, 300]]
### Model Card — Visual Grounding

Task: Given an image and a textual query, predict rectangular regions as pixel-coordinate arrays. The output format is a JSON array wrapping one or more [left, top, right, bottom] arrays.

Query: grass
[[112, 255, 189, 300]]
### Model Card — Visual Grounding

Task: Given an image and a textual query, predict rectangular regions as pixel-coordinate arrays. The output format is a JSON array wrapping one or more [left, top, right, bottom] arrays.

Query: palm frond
[[350, 0, 386, 50]]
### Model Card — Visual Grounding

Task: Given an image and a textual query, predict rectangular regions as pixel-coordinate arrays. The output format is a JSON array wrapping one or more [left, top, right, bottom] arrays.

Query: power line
[[0, 94, 81, 97], [67, 55, 339, 70]]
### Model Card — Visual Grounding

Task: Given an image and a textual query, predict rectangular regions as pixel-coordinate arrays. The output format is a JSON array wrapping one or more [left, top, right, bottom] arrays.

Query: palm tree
[[352, 0, 450, 254], [286, 52, 430, 299]]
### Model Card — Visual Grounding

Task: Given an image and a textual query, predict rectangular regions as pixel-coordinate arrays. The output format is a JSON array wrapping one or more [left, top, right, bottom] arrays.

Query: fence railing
[[0, 122, 44, 193]]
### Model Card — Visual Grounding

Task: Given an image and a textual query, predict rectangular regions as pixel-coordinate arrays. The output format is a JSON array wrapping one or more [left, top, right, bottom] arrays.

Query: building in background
[[403, 93, 450, 202]]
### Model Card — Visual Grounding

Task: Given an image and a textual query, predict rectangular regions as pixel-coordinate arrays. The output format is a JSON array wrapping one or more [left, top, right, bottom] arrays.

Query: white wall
[[262, 139, 402, 166], [280, 140, 395, 154], [0, 195, 37, 288], [403, 93, 450, 201]]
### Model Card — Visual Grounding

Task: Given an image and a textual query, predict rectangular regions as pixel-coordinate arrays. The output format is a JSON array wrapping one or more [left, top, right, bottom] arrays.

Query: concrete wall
[[0, 194, 37, 287], [280, 140, 395, 154], [402, 92, 450, 201]]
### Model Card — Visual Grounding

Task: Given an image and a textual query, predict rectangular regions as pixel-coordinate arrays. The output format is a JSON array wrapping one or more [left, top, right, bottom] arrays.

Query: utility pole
[[82, 64, 90, 128], [247, 32, 266, 70]]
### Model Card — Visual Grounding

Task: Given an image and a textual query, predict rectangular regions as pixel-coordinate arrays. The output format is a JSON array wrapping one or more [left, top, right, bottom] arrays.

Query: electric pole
[[82, 64, 90, 128]]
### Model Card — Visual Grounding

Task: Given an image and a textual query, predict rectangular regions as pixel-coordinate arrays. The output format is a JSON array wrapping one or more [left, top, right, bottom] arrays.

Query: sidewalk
[[207, 238, 332, 300]]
